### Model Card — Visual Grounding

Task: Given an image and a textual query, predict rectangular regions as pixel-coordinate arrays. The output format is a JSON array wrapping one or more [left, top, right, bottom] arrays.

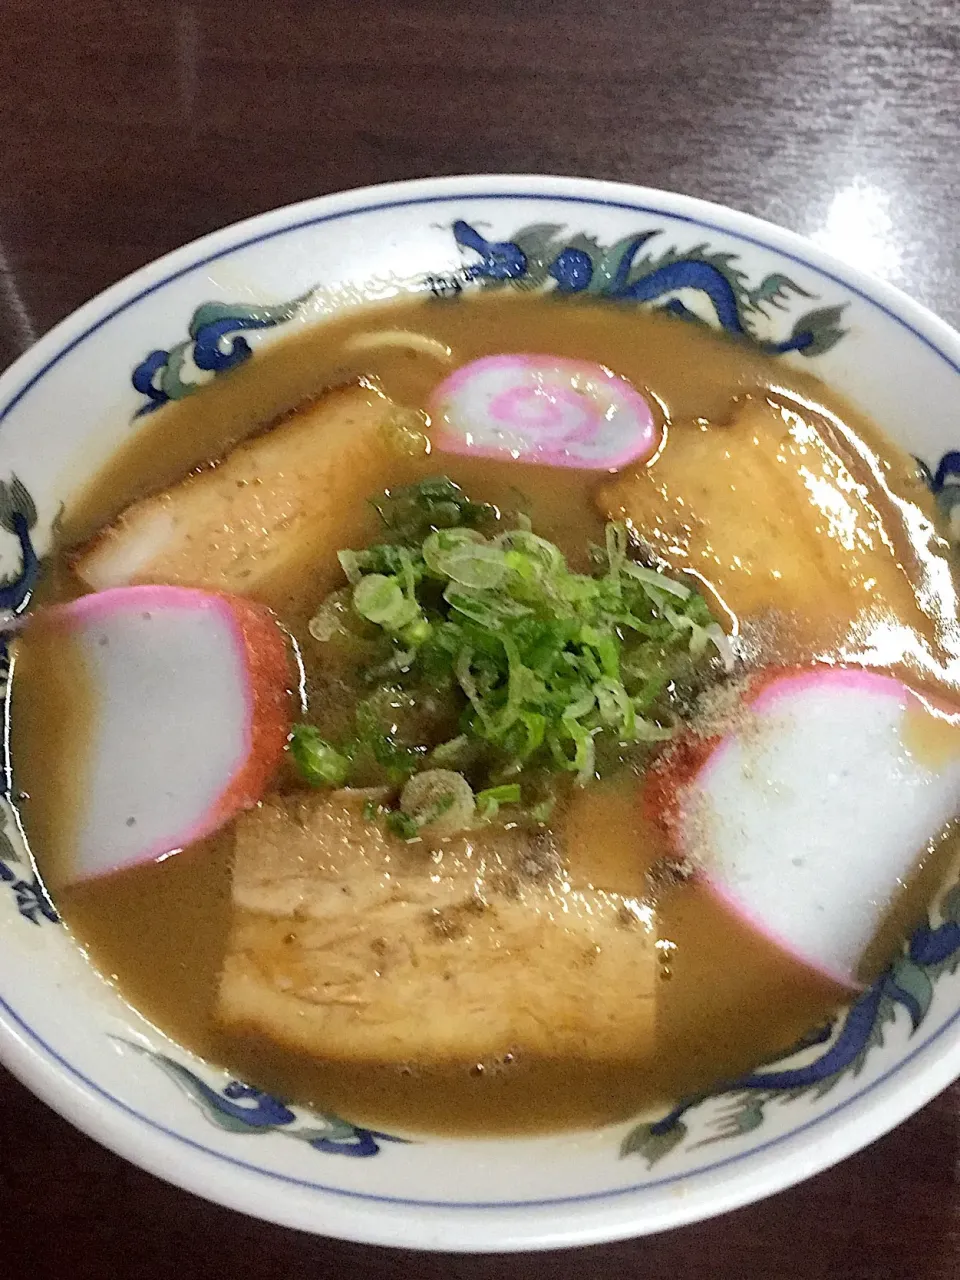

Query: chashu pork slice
[[73, 384, 399, 601], [598, 391, 938, 654], [217, 790, 655, 1065]]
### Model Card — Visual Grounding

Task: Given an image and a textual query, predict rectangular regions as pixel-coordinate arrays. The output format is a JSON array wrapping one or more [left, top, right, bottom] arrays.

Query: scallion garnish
[[290, 477, 729, 827]]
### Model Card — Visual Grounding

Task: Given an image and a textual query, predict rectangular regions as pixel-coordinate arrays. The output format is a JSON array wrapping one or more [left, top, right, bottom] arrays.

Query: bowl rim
[[3, 172, 960, 1251]]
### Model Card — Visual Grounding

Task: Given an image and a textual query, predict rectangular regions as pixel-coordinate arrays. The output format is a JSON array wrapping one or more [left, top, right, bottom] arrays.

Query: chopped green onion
[[477, 783, 522, 805], [706, 622, 736, 672], [353, 574, 420, 631], [371, 476, 497, 542], [305, 481, 725, 815], [621, 559, 692, 598], [400, 769, 476, 835], [337, 549, 364, 585], [289, 725, 350, 787], [429, 734, 471, 766], [308, 590, 350, 642], [422, 527, 486, 576], [386, 810, 421, 839], [476, 782, 522, 820]]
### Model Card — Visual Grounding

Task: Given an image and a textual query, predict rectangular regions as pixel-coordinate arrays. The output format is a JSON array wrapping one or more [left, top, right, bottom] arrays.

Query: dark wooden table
[[3, 0, 960, 1274]]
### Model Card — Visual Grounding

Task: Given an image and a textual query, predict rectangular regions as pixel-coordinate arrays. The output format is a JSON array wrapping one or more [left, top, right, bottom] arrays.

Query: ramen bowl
[[2, 175, 960, 1252]]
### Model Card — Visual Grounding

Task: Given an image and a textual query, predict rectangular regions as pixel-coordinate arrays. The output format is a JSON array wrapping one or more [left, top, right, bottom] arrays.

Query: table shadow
[[4, 1068, 960, 1280]]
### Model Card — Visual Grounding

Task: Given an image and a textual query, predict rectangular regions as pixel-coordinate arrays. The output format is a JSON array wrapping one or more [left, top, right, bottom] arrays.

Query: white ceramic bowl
[[3, 175, 960, 1253]]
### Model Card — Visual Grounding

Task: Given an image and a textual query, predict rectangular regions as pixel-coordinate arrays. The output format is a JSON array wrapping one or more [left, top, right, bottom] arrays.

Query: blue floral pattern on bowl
[[131, 292, 313, 416], [0, 815, 57, 926], [0, 476, 52, 925], [129, 217, 850, 417], [621, 881, 960, 1164], [439, 220, 848, 357], [116, 1040, 406, 1159]]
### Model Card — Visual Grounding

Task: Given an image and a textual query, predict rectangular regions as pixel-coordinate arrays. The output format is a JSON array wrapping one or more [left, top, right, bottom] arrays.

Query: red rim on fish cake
[[35, 585, 292, 883], [647, 668, 960, 989]]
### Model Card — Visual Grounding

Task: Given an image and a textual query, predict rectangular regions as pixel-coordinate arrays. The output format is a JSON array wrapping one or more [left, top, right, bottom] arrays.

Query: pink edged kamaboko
[[647, 668, 960, 989], [428, 354, 660, 470], [30, 585, 293, 884]]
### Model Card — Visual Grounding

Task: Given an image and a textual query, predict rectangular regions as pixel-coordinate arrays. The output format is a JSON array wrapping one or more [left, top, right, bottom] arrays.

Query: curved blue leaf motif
[[604, 233, 658, 295], [131, 291, 313, 416], [448, 220, 848, 359], [622, 893, 960, 1163], [620, 1116, 688, 1165], [927, 451, 960, 537], [885, 959, 935, 1032], [0, 792, 57, 928], [131, 350, 170, 410], [190, 319, 259, 374], [0, 477, 48, 925], [214, 1079, 298, 1126], [302, 1127, 407, 1158], [932, 452, 960, 491], [0, 475, 39, 614], [636, 985, 885, 1148], [452, 220, 527, 282], [909, 920, 960, 966], [0, 860, 59, 926], [610, 257, 746, 329], [118, 1041, 406, 1158]]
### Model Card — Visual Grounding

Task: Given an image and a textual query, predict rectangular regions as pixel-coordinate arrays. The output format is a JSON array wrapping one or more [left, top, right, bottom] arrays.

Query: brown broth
[[11, 292, 960, 1137]]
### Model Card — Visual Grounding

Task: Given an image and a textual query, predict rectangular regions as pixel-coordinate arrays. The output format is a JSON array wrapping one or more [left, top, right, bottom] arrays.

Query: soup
[[11, 292, 960, 1137]]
